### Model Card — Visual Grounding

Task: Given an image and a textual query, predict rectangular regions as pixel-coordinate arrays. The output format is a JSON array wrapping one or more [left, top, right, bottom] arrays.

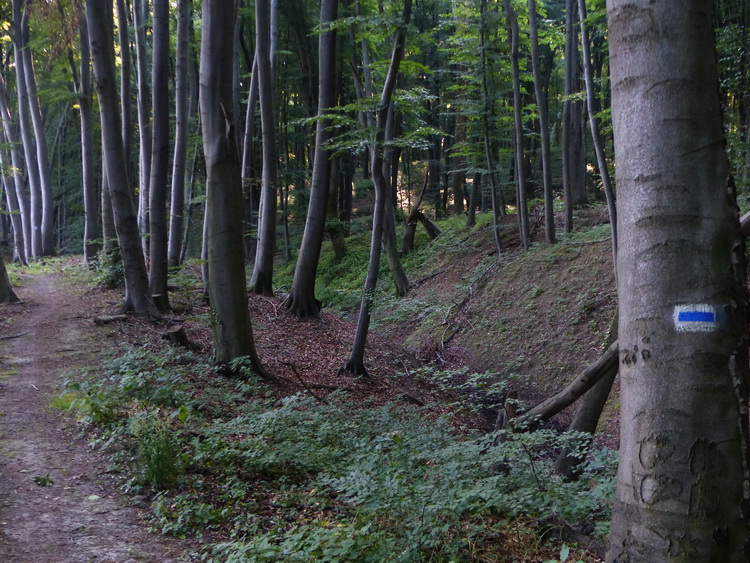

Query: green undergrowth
[[59, 347, 615, 561]]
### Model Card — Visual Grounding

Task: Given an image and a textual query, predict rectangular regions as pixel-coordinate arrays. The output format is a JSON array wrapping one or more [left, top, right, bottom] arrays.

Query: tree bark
[[148, 0, 171, 313], [346, 0, 412, 375], [133, 0, 152, 256], [0, 74, 29, 266], [168, 0, 191, 271], [87, 0, 161, 319], [12, 0, 42, 258], [562, 0, 586, 232], [0, 250, 18, 304], [503, 0, 530, 249], [200, 0, 265, 373], [284, 0, 339, 319], [527, 0, 555, 244], [250, 0, 278, 297], [578, 0, 617, 258], [18, 2, 54, 255], [606, 1, 749, 558]]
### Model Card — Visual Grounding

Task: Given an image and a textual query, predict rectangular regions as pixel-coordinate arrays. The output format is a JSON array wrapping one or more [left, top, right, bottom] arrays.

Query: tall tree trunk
[[12, 0, 41, 258], [0, 75, 29, 266], [504, 0, 530, 250], [116, 0, 132, 176], [382, 104, 409, 297], [0, 250, 18, 303], [528, 0, 555, 244], [562, 0, 586, 232], [606, 1, 749, 559], [80, 21, 98, 265], [241, 55, 260, 259], [250, 0, 278, 296], [346, 0, 412, 375], [200, 0, 265, 373], [168, 0, 191, 271], [18, 2, 54, 255], [284, 0, 338, 319], [133, 0, 152, 256], [578, 0, 617, 258], [148, 0, 170, 313], [87, 0, 161, 319]]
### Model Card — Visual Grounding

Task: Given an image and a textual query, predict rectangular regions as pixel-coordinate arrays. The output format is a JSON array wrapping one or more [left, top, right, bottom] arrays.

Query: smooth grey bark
[[578, 0, 616, 258], [527, 0, 555, 244], [0, 250, 18, 303], [12, 0, 41, 258], [284, 0, 338, 319], [69, 19, 99, 265], [606, 1, 748, 559], [382, 105, 409, 297], [148, 0, 170, 313], [133, 0, 152, 256], [168, 0, 191, 270], [562, 0, 586, 232], [479, 0, 504, 256], [200, 0, 265, 372], [346, 0, 412, 375], [504, 0, 530, 250], [18, 2, 54, 256], [250, 0, 278, 296], [116, 0, 132, 173], [87, 0, 161, 319], [0, 74, 29, 265], [241, 54, 259, 258]]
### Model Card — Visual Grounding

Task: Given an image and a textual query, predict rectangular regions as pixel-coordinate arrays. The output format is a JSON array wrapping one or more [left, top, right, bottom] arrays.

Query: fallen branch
[[0, 332, 28, 341], [93, 315, 128, 325], [513, 341, 619, 430], [282, 361, 328, 404]]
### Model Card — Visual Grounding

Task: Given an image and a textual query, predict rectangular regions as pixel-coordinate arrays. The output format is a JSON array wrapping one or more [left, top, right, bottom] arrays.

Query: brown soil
[[0, 273, 190, 562]]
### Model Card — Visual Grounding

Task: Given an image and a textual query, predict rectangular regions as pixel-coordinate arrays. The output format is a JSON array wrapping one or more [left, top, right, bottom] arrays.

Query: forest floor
[[0, 271, 192, 562], [0, 265, 467, 562]]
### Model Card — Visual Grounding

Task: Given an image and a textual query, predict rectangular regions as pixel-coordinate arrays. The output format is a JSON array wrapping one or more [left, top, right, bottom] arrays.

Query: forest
[[0, 0, 749, 561]]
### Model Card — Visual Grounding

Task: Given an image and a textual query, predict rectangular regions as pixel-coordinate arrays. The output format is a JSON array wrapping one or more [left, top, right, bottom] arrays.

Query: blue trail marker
[[673, 305, 717, 332]]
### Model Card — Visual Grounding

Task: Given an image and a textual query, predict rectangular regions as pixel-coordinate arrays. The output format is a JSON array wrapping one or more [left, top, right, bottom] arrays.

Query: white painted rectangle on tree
[[673, 304, 716, 332]]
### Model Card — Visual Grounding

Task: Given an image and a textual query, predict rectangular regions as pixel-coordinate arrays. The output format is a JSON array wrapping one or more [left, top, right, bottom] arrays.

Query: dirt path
[[0, 273, 188, 562]]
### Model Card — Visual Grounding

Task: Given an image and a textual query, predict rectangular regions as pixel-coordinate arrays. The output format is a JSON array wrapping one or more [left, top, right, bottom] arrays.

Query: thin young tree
[[606, 0, 749, 558], [527, 0, 555, 244], [87, 0, 161, 319], [284, 0, 339, 319], [16, 0, 54, 255], [168, 0, 191, 270], [148, 0, 171, 312], [503, 0, 530, 249], [250, 0, 278, 296], [346, 0, 412, 375], [133, 0, 151, 256], [200, 0, 265, 371]]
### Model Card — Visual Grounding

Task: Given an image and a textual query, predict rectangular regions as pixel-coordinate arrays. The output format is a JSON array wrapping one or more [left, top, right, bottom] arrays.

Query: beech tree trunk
[[168, 0, 191, 271], [133, 0, 152, 256], [0, 74, 29, 265], [0, 251, 18, 304], [284, 0, 338, 319], [606, 1, 749, 559], [504, 0, 530, 249], [76, 20, 98, 265], [12, 0, 41, 258], [346, 0, 412, 375], [250, 0, 278, 296], [148, 0, 171, 313], [87, 0, 161, 319], [18, 2, 54, 256], [578, 0, 617, 258], [200, 0, 265, 372], [527, 0, 555, 244], [562, 0, 586, 232]]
